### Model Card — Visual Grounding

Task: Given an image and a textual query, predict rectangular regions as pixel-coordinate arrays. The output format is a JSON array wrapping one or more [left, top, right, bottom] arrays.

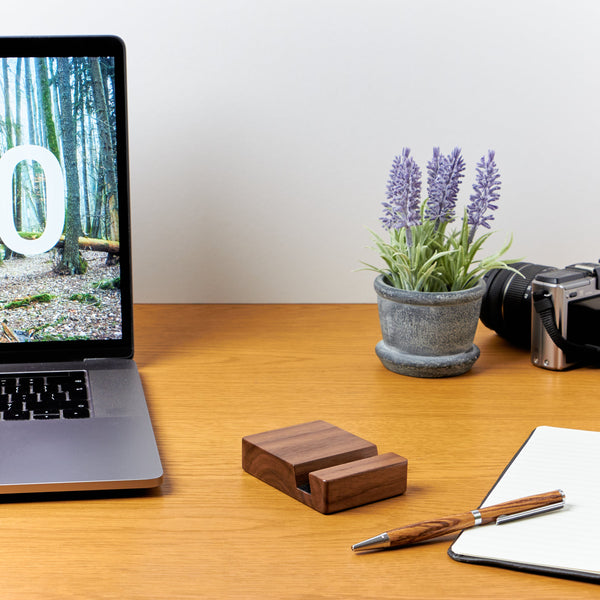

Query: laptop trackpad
[[0, 417, 162, 491]]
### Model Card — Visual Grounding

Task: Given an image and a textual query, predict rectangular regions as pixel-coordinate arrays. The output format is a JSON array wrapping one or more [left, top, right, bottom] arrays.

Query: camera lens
[[480, 262, 555, 348]]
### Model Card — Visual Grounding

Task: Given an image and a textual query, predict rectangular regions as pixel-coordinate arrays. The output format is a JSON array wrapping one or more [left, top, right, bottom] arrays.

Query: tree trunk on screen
[[34, 57, 60, 161], [89, 58, 119, 244], [56, 57, 86, 275]]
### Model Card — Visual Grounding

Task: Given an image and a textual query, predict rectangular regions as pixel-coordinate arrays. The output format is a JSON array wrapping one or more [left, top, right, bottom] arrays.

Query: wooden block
[[308, 452, 408, 514], [242, 421, 408, 513]]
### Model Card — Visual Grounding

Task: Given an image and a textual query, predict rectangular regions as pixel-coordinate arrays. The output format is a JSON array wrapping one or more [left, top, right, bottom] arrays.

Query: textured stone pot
[[374, 275, 486, 378]]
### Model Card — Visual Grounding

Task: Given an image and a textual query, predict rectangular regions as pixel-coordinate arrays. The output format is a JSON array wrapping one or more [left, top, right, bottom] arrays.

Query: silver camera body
[[531, 263, 600, 370]]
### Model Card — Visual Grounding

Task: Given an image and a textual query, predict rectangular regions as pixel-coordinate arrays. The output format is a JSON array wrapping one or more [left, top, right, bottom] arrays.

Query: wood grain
[[242, 421, 407, 513], [1, 304, 597, 599], [309, 452, 408, 514], [382, 490, 565, 547], [242, 420, 378, 493]]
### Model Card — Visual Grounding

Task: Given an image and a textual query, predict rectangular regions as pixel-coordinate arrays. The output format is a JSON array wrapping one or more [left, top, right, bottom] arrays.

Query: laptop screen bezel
[[0, 36, 133, 363]]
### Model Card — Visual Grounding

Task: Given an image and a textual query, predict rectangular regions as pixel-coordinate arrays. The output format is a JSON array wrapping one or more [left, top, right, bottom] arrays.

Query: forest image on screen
[[0, 56, 122, 343]]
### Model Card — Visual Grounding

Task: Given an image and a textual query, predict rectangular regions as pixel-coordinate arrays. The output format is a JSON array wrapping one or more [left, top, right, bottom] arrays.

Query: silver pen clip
[[495, 501, 565, 525]]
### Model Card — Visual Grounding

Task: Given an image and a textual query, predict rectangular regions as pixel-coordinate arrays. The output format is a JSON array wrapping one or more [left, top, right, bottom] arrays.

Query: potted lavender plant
[[364, 147, 514, 377]]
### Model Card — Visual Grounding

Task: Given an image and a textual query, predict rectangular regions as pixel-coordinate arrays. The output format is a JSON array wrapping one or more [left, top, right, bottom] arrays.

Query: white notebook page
[[450, 426, 600, 575]]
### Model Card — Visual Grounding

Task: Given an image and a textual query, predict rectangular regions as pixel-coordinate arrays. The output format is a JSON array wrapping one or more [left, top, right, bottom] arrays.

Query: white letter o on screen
[[0, 145, 65, 256]]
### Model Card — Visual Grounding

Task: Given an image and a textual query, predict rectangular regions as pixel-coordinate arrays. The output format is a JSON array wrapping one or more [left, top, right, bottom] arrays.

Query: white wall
[[1, 0, 599, 302]]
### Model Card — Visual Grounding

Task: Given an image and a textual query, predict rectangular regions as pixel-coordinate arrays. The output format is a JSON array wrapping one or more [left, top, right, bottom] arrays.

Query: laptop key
[[2, 382, 16, 394], [39, 391, 67, 404], [63, 408, 90, 419], [15, 392, 38, 405], [26, 398, 55, 411], [61, 399, 89, 410], [4, 410, 31, 420], [22, 376, 44, 390], [33, 410, 61, 420], [68, 386, 88, 401]]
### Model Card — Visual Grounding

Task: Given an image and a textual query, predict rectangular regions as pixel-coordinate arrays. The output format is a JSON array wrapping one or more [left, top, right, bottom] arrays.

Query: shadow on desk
[[0, 485, 164, 505]]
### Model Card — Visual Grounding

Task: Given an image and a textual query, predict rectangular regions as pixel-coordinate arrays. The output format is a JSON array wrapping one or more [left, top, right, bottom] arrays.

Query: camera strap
[[533, 292, 600, 363]]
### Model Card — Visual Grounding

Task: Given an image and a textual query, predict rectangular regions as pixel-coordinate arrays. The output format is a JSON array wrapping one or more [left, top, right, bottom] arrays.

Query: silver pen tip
[[351, 533, 390, 552]]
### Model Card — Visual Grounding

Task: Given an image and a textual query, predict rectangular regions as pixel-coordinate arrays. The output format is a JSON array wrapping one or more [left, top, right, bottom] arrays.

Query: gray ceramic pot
[[374, 275, 486, 378]]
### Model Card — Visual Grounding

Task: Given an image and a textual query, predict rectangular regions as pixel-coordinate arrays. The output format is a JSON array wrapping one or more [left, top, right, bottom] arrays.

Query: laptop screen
[[0, 37, 133, 361]]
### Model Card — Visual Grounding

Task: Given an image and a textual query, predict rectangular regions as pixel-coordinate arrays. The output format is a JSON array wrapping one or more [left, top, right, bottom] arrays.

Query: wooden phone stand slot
[[242, 420, 408, 514]]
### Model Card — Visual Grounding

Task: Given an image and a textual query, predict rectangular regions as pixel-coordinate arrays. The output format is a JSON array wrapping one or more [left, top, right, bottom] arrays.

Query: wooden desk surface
[[4, 304, 598, 599]]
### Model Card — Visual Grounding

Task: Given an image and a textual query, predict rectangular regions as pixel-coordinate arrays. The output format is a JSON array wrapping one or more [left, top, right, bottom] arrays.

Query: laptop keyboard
[[0, 371, 91, 421]]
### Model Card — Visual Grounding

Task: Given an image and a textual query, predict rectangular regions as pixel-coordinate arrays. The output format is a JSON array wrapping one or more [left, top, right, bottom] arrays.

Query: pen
[[351, 489, 565, 552]]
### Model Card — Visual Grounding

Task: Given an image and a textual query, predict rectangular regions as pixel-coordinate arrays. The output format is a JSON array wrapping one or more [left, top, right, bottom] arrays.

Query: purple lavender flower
[[381, 148, 422, 234], [425, 147, 465, 226], [426, 147, 442, 199], [467, 150, 501, 243]]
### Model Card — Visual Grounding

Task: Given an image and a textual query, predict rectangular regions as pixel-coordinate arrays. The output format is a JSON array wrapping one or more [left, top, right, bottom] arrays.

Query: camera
[[481, 261, 600, 370]]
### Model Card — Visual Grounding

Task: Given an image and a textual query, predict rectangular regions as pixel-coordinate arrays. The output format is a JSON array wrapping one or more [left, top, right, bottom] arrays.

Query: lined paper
[[450, 426, 600, 576]]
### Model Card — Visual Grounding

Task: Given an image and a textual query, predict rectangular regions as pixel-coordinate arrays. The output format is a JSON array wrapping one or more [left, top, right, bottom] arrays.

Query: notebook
[[449, 426, 600, 582], [0, 35, 162, 492]]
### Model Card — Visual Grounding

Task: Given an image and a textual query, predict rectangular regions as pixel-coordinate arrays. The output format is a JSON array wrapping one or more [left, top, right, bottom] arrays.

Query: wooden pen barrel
[[388, 513, 478, 547], [387, 489, 565, 547]]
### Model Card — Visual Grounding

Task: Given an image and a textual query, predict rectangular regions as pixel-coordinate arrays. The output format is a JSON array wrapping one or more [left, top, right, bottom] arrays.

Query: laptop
[[0, 35, 163, 493]]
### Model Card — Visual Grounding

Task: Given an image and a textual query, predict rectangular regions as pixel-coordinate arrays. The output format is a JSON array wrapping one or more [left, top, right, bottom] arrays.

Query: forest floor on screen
[[0, 250, 122, 342]]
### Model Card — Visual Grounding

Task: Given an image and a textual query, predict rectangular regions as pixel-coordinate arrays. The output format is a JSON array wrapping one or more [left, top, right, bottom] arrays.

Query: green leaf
[[361, 200, 518, 292]]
